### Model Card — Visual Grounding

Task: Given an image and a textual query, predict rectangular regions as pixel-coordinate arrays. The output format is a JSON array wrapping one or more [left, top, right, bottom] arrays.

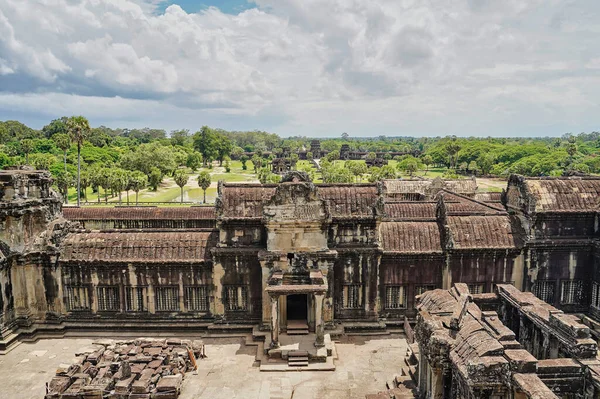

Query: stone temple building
[[2, 168, 600, 365], [408, 282, 600, 398]]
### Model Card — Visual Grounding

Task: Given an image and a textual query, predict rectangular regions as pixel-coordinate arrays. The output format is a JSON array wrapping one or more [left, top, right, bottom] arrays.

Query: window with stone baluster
[[560, 280, 584, 305], [185, 286, 209, 312], [96, 286, 120, 312], [385, 285, 407, 309], [466, 283, 485, 294], [125, 286, 147, 312], [343, 284, 362, 309], [64, 285, 90, 311], [532, 280, 555, 304], [592, 282, 600, 309], [155, 286, 180, 312], [224, 285, 248, 311]]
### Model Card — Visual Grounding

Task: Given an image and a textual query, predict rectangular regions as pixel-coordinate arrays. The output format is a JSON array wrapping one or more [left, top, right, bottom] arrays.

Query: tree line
[[1, 117, 599, 200]]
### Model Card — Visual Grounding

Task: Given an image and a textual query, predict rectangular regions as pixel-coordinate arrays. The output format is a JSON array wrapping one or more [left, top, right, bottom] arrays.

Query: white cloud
[[0, 58, 14, 75], [0, 0, 599, 136]]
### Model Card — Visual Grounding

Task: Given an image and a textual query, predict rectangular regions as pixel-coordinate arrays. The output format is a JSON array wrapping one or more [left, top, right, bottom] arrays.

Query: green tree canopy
[[173, 169, 189, 204], [129, 171, 148, 205], [197, 171, 211, 204]]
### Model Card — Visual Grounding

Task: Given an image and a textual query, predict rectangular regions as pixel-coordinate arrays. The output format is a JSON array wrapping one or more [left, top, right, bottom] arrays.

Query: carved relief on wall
[[263, 171, 328, 224], [506, 185, 523, 211]]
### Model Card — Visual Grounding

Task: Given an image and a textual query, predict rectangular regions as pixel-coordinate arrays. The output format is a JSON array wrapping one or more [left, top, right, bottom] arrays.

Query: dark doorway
[[287, 294, 308, 321]]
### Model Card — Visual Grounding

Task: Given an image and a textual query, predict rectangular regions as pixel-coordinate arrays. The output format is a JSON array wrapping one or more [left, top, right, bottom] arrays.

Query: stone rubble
[[44, 338, 204, 399]]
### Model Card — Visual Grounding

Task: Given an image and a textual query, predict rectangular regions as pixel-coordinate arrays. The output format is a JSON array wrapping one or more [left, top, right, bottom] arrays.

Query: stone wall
[[413, 283, 600, 398], [3, 170, 600, 353], [0, 169, 71, 351]]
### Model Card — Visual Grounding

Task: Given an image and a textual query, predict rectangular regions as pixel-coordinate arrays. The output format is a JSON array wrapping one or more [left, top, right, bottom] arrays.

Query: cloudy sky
[[1, 0, 599, 137]]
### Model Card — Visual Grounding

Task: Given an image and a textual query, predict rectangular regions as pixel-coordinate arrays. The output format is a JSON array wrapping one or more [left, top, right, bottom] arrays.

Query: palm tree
[[130, 171, 148, 205], [173, 169, 189, 204], [197, 171, 211, 204], [125, 171, 133, 205], [55, 171, 74, 204], [66, 116, 90, 206], [80, 171, 90, 203], [52, 133, 71, 172], [21, 139, 34, 165], [109, 168, 128, 204], [444, 136, 461, 170]]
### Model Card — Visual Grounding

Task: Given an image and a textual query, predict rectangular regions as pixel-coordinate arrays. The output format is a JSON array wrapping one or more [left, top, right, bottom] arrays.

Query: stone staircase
[[288, 350, 309, 367], [287, 320, 309, 335], [365, 344, 419, 398]]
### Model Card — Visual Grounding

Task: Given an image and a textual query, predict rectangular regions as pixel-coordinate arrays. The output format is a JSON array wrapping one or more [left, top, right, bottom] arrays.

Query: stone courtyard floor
[[0, 335, 408, 399]]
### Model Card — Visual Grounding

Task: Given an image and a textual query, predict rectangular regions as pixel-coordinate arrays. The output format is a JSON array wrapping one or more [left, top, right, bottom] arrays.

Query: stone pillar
[[314, 293, 325, 347], [270, 295, 279, 348], [430, 368, 444, 399], [417, 349, 428, 396], [549, 336, 560, 359], [212, 261, 225, 316]]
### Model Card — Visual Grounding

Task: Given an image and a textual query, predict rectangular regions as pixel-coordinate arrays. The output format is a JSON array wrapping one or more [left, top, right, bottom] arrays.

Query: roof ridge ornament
[[280, 170, 312, 183]]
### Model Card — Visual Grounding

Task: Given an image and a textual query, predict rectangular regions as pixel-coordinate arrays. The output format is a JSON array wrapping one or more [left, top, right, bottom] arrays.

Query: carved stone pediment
[[280, 171, 311, 183], [263, 174, 328, 223]]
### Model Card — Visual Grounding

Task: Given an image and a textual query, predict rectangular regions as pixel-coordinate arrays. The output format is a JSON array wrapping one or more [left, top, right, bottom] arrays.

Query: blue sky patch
[[156, 0, 254, 15]]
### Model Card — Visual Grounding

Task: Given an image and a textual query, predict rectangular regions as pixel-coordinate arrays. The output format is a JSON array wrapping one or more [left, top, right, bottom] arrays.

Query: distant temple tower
[[340, 144, 350, 160], [310, 140, 322, 159]]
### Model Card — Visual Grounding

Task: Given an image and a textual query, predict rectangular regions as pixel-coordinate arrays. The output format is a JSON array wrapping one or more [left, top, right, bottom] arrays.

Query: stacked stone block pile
[[44, 338, 205, 399]]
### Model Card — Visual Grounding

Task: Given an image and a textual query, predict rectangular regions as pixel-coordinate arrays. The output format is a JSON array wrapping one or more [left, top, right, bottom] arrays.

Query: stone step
[[386, 378, 397, 390], [343, 321, 387, 334], [388, 386, 416, 399], [287, 329, 309, 335], [395, 374, 412, 387], [287, 320, 309, 329], [289, 356, 309, 362], [288, 351, 308, 357], [408, 365, 418, 381], [288, 360, 309, 367], [365, 394, 389, 399]]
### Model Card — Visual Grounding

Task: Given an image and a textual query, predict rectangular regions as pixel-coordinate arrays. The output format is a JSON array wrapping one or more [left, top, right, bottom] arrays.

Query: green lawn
[[66, 164, 259, 205], [65, 160, 500, 207], [229, 160, 257, 175], [211, 173, 256, 182]]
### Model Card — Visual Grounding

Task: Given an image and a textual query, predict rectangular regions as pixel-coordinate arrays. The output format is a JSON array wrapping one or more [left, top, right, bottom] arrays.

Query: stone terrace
[[0, 336, 409, 399]]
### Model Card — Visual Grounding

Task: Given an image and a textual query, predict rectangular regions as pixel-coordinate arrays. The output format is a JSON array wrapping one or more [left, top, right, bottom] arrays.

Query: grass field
[[67, 162, 259, 205], [65, 160, 505, 206]]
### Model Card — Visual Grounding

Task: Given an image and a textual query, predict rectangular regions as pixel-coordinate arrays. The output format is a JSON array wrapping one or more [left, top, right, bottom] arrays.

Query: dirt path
[[477, 177, 508, 192]]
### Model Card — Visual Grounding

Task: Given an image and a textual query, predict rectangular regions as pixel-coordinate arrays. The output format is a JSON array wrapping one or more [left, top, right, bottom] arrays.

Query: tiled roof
[[63, 206, 216, 220], [512, 374, 559, 399], [383, 178, 477, 199], [383, 202, 437, 220], [219, 185, 276, 219], [380, 222, 442, 254], [218, 183, 378, 219], [60, 231, 217, 263], [441, 192, 505, 215], [450, 316, 507, 381], [447, 215, 517, 249], [525, 178, 600, 213], [417, 289, 457, 313], [317, 185, 378, 218], [474, 192, 503, 203], [444, 179, 478, 195], [383, 180, 431, 195]]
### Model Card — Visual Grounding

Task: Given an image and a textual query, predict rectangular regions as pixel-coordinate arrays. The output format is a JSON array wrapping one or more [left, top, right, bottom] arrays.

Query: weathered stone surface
[[412, 283, 600, 398], [156, 374, 182, 392], [42, 338, 198, 399], [5, 167, 600, 397]]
